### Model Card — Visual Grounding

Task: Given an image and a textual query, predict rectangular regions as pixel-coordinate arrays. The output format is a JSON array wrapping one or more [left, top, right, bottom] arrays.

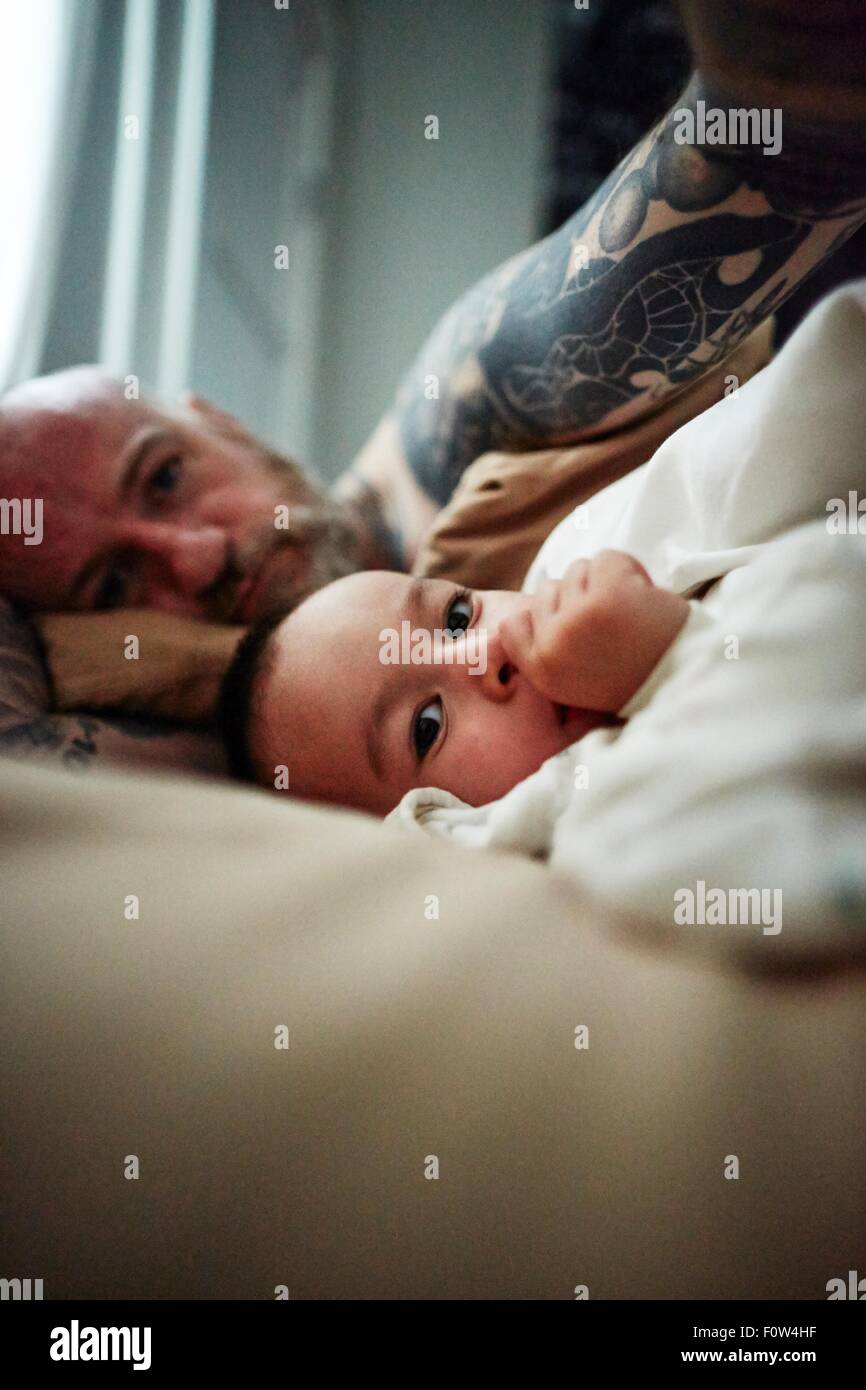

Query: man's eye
[[412, 698, 443, 759], [445, 589, 473, 636], [148, 455, 182, 498], [94, 568, 127, 611]]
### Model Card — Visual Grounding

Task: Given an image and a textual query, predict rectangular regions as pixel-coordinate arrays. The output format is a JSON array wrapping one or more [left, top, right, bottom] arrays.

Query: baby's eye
[[412, 698, 442, 759], [445, 590, 473, 636]]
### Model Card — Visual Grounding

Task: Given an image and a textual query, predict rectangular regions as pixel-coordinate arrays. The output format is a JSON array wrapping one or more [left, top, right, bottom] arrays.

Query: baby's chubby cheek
[[444, 697, 562, 804]]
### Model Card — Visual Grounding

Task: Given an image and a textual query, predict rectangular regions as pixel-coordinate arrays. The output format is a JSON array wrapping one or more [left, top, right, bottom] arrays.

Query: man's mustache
[[198, 550, 251, 623]]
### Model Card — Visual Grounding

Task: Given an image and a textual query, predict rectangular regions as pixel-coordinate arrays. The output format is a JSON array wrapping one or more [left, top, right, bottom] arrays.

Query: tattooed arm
[[345, 0, 866, 563], [0, 599, 227, 776]]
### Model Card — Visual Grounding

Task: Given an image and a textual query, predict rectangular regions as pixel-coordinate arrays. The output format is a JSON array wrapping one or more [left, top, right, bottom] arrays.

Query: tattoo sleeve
[[396, 1, 866, 507], [0, 600, 225, 776]]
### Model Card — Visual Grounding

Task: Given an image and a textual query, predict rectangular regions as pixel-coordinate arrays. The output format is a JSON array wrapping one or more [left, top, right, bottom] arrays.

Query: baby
[[219, 551, 690, 815]]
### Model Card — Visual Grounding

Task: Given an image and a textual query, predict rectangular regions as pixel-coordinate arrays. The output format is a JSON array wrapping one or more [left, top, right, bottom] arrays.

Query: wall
[[310, 0, 553, 483]]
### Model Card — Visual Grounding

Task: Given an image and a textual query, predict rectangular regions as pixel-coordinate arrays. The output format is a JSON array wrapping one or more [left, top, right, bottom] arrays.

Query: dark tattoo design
[[61, 716, 100, 772], [397, 80, 866, 507]]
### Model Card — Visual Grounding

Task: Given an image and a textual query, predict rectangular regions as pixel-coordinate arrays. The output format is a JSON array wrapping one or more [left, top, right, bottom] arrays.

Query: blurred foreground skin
[[241, 554, 687, 815]]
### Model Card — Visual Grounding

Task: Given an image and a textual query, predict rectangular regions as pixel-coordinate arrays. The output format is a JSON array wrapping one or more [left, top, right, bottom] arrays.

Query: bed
[[3, 287, 864, 1300], [2, 755, 863, 1298]]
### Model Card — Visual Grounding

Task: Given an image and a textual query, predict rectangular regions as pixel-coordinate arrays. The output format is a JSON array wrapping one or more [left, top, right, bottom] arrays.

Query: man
[[2, 0, 866, 774]]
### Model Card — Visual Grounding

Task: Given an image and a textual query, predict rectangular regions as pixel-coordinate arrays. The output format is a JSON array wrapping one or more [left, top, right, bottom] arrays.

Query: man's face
[[0, 366, 356, 621], [253, 571, 603, 815]]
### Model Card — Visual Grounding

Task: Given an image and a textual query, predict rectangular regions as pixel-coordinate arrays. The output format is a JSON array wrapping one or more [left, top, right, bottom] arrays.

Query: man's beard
[[250, 495, 364, 620], [204, 450, 364, 624]]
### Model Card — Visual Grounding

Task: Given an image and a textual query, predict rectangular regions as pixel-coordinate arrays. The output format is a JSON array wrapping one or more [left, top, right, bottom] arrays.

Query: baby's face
[[254, 571, 602, 815]]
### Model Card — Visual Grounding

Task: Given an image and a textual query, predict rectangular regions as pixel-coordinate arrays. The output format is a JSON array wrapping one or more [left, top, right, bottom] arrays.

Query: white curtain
[[0, 0, 98, 390]]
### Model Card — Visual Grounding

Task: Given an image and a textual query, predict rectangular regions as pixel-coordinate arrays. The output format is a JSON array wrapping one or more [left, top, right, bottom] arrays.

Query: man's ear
[[179, 392, 255, 445]]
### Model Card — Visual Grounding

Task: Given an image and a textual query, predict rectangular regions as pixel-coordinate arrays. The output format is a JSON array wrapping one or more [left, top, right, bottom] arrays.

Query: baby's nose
[[467, 627, 518, 701]]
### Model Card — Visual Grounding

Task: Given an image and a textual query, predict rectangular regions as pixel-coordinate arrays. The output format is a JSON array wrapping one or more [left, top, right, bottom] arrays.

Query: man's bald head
[[1, 365, 126, 489]]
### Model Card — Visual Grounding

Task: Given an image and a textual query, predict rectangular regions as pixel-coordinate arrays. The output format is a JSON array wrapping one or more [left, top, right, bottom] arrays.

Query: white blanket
[[388, 283, 866, 961]]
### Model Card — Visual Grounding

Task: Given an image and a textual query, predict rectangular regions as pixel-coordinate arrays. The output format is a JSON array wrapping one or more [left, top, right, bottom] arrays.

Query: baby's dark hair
[[218, 615, 285, 782]]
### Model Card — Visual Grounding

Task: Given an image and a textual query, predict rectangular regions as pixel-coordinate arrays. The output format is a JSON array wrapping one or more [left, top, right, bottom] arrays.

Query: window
[[0, 0, 75, 388]]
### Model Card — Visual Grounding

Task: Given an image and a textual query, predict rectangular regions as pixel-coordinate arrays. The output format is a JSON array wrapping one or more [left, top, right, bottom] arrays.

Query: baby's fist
[[498, 551, 689, 712]]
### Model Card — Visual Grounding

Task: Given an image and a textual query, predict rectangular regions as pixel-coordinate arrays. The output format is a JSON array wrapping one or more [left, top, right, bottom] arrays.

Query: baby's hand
[[498, 551, 690, 713]]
